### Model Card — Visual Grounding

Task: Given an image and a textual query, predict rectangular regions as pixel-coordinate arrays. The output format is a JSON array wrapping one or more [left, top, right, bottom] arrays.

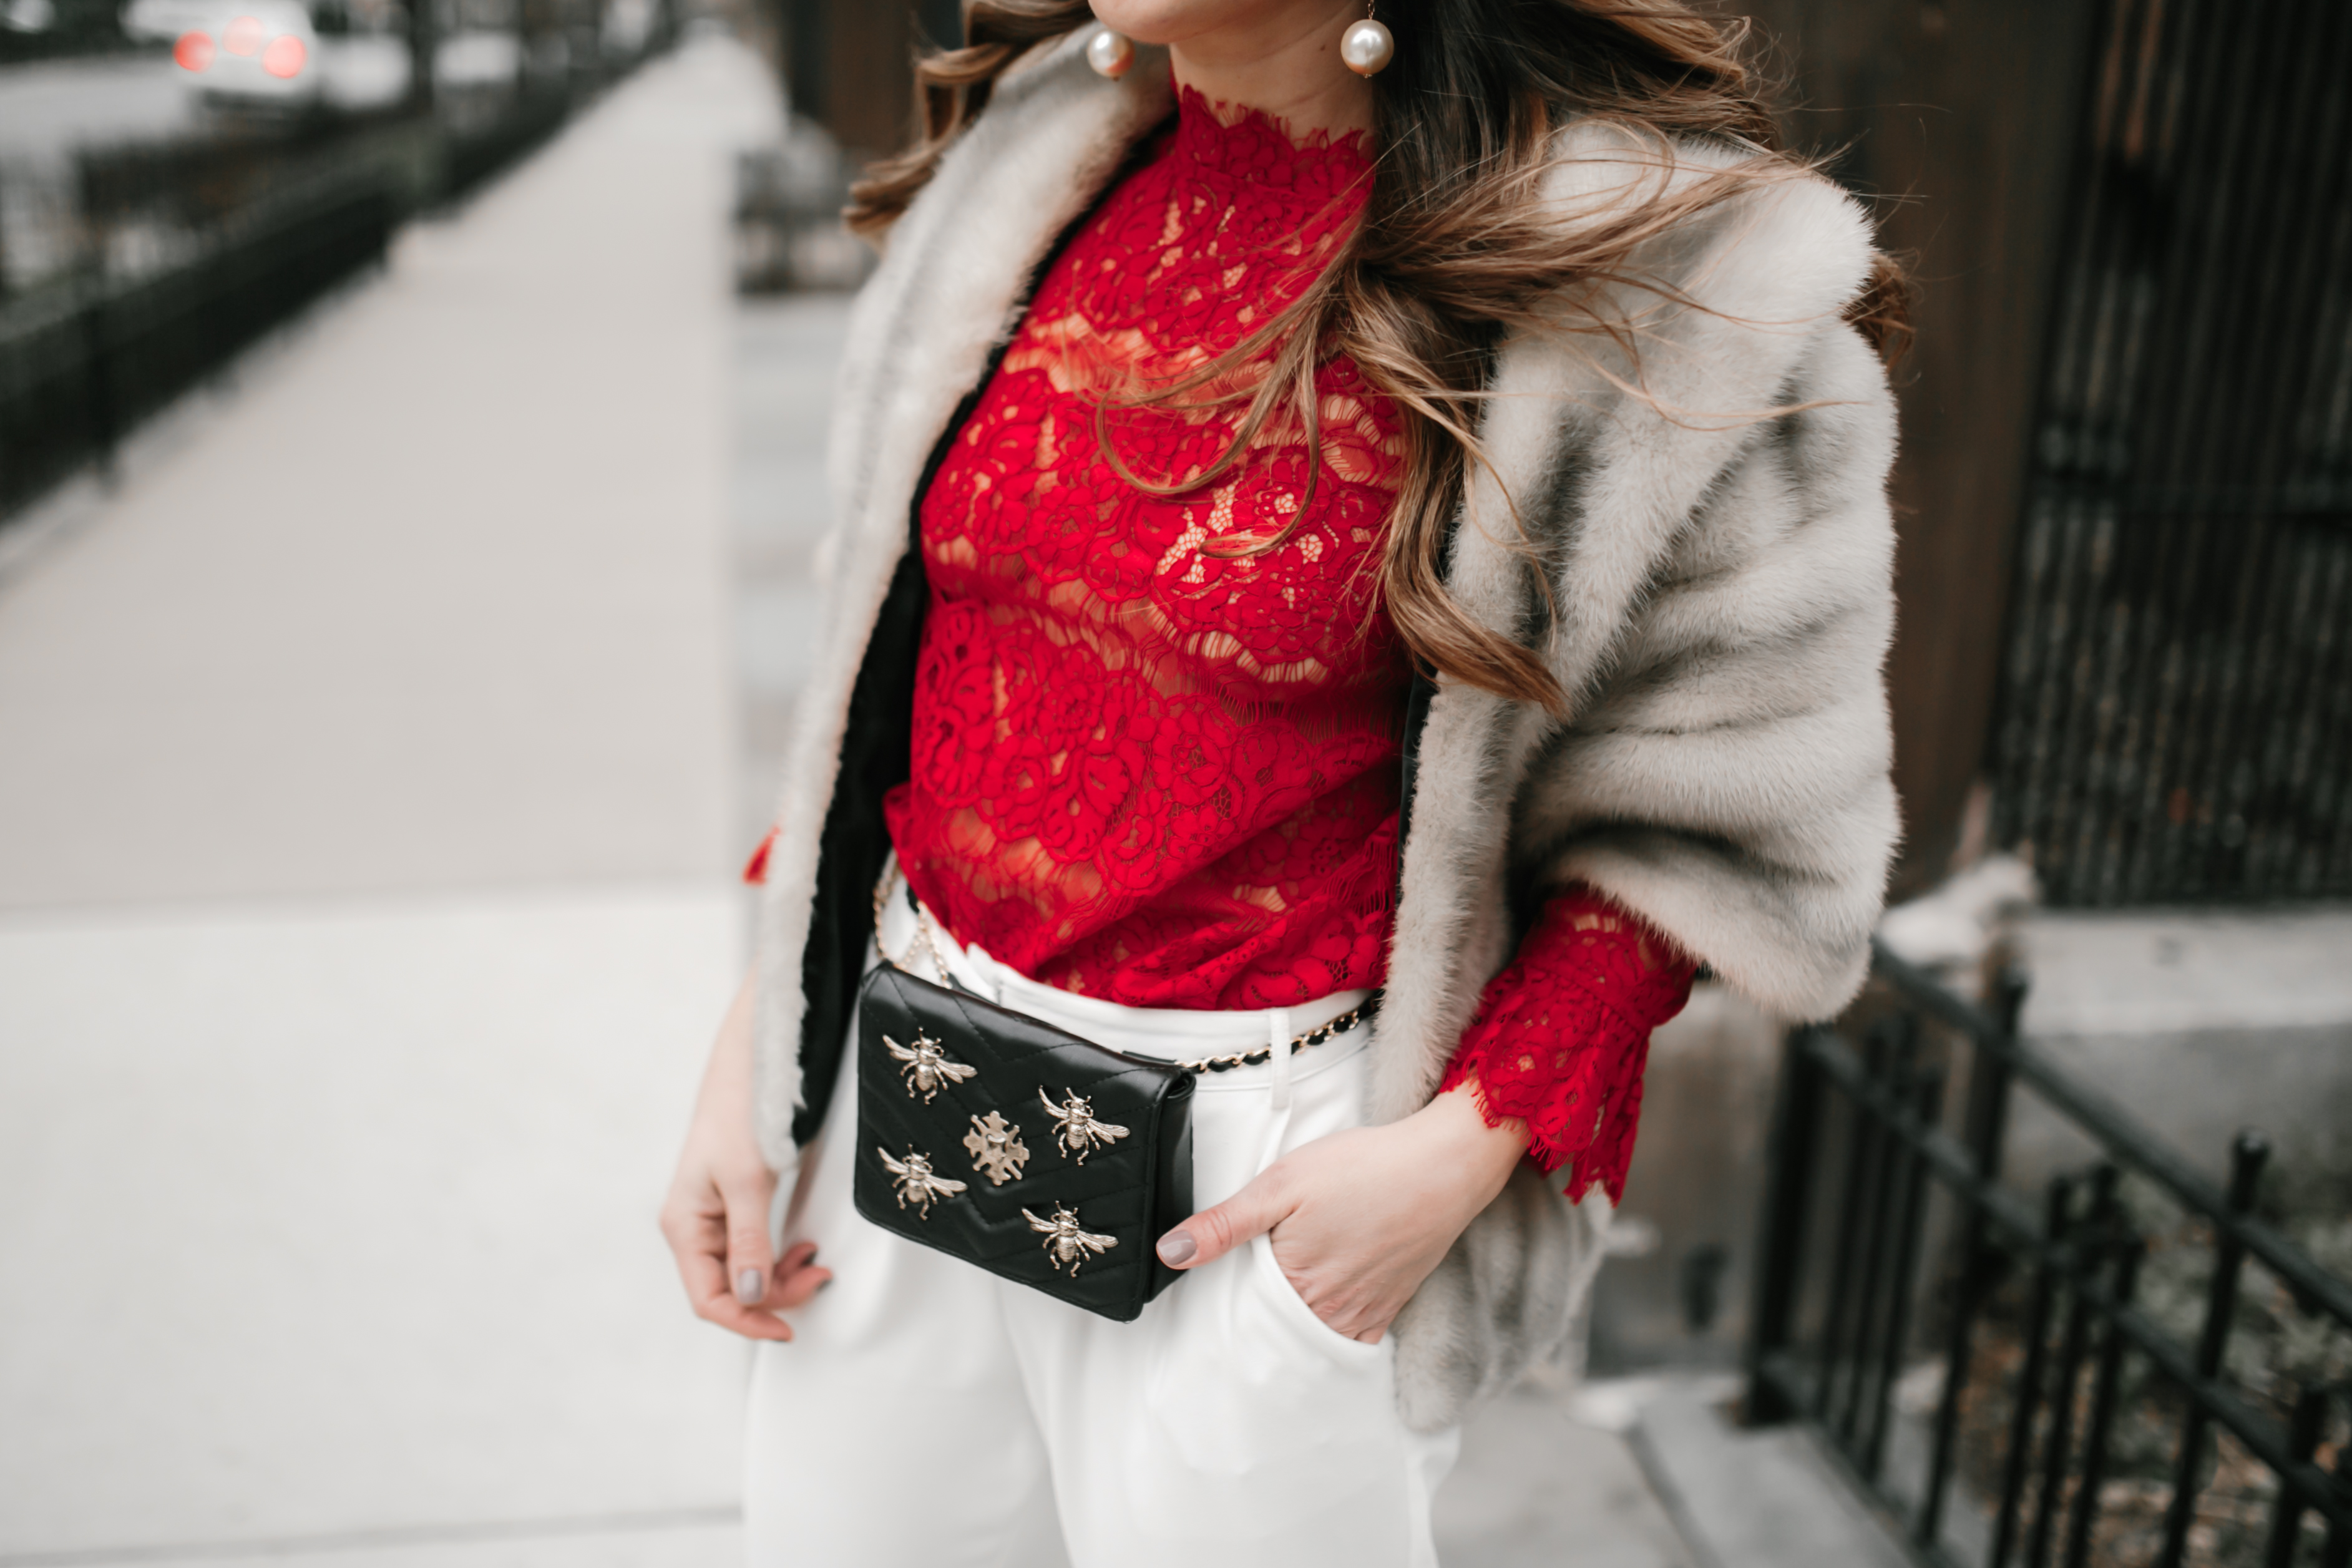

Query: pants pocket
[[1249, 1234, 1385, 1362]]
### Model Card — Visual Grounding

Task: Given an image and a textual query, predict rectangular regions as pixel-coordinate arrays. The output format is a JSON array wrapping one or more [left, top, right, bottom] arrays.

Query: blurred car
[[149, 0, 321, 110], [1, 0, 57, 34], [119, 0, 214, 39]]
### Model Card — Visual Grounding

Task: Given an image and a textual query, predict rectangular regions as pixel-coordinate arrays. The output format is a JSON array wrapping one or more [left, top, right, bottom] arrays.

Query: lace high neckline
[[882, 74, 1405, 1010], [1164, 84, 1372, 194]]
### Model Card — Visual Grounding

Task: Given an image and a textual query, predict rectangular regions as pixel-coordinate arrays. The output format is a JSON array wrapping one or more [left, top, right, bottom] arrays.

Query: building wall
[[779, 0, 959, 160], [1735, 0, 2099, 892]]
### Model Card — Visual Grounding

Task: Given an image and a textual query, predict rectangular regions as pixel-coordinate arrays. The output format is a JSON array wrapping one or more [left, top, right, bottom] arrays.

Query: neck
[[1159, 1, 1374, 139]]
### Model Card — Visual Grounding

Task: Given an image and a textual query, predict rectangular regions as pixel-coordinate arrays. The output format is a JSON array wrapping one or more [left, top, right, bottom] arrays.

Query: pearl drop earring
[[1340, 2, 1393, 76], [1086, 26, 1135, 78]]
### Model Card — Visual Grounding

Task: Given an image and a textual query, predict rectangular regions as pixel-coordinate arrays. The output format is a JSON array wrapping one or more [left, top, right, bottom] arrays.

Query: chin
[[1088, 0, 1270, 46]]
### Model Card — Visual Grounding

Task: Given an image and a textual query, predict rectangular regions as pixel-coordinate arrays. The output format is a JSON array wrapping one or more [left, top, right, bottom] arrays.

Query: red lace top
[[755, 88, 1696, 1197]]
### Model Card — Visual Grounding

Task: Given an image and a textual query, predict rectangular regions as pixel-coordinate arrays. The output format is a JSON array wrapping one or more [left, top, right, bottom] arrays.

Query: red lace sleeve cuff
[[742, 828, 776, 886], [1437, 887, 1698, 1204]]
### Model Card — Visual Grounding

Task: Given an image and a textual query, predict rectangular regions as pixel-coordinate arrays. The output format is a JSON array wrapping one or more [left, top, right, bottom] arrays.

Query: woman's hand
[[1154, 1085, 1526, 1343], [660, 967, 832, 1341]]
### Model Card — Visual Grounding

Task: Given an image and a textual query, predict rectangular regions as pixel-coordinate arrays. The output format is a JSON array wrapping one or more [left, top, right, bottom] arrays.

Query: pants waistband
[[873, 859, 1373, 1064]]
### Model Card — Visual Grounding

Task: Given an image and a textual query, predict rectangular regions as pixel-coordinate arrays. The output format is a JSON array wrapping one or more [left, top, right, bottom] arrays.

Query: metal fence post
[[2156, 1129, 2273, 1568], [78, 281, 117, 484], [2026, 1165, 2117, 1568], [2264, 1386, 2328, 1568], [2324, 1401, 2352, 1568], [1918, 965, 2028, 1549], [1822, 1020, 1898, 1426], [1994, 1176, 2076, 1568], [1746, 1024, 1824, 1425], [1863, 1058, 1945, 1481], [2061, 1234, 2142, 1568]]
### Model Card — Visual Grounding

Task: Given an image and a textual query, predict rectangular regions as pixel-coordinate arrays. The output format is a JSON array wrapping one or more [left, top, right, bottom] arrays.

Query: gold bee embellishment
[[1023, 1204, 1118, 1277], [1038, 1087, 1131, 1165], [885, 1030, 977, 1103], [877, 1146, 967, 1218], [963, 1110, 1030, 1185]]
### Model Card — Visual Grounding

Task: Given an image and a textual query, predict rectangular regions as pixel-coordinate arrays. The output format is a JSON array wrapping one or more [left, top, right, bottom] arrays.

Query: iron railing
[[1748, 944, 2352, 1568], [0, 175, 394, 519], [1986, 0, 2352, 905], [441, 87, 574, 209]]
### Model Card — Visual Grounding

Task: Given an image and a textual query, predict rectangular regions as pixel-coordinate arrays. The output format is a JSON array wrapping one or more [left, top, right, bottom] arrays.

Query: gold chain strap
[[871, 864, 952, 980], [871, 866, 1380, 1074], [1166, 996, 1381, 1074]]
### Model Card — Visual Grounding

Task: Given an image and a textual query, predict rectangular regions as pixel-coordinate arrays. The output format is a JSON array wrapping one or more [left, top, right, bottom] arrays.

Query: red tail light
[[222, 14, 263, 54], [261, 34, 306, 77], [173, 29, 215, 70]]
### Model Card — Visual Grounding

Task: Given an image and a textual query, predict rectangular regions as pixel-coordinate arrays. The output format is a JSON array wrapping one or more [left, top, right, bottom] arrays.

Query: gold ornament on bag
[[885, 1030, 977, 1103], [1024, 1204, 1119, 1276], [1038, 1087, 1131, 1165], [878, 1147, 967, 1218], [964, 1110, 1030, 1185]]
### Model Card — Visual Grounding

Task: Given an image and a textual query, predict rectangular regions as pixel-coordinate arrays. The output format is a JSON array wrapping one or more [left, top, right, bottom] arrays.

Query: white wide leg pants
[[742, 880, 1459, 1567]]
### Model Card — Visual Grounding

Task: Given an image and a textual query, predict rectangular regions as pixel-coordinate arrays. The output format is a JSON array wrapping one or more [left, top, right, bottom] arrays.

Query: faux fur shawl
[[751, 31, 1900, 1430]]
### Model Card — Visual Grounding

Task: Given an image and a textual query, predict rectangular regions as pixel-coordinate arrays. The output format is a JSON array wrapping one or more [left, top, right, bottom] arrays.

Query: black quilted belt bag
[[851, 871, 1377, 1322]]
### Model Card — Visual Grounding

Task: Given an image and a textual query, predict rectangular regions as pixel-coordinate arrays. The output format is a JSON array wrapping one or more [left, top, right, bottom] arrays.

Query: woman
[[664, 1, 1903, 1562]]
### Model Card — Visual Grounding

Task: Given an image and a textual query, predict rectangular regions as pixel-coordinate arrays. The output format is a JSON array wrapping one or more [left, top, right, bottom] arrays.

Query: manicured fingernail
[[736, 1268, 764, 1305], [1156, 1230, 1196, 1266]]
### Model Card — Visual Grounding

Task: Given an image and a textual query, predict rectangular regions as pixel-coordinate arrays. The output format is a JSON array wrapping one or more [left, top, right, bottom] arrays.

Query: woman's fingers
[[662, 966, 811, 1343], [1158, 1166, 1295, 1269], [663, 1192, 796, 1341], [719, 1164, 779, 1309], [760, 1239, 833, 1309], [660, 1156, 803, 1342]]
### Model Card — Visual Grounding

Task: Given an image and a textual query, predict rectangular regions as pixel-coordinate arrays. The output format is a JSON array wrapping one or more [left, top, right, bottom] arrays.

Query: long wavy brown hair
[[849, 1, 1910, 711]]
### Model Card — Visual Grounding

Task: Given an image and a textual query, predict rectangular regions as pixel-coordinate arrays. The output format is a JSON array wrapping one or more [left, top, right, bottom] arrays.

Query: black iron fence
[[1986, 0, 2352, 905], [1748, 945, 2352, 1568], [0, 174, 394, 518], [442, 87, 573, 208]]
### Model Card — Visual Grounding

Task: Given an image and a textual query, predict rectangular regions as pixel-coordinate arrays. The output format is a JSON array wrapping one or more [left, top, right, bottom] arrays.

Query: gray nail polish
[[736, 1267, 764, 1305], [1157, 1230, 1196, 1266]]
